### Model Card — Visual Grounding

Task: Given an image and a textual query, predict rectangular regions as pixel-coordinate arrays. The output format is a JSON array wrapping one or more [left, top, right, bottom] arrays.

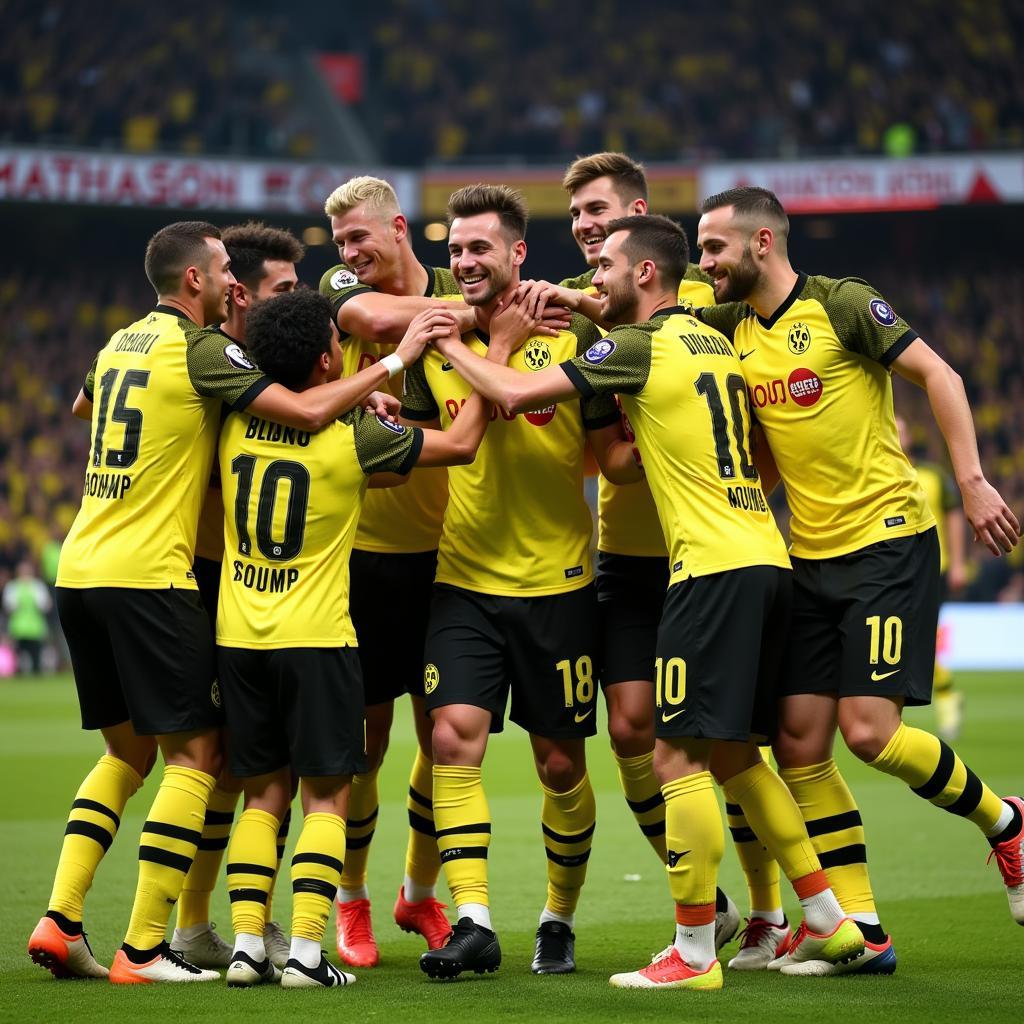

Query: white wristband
[[380, 353, 404, 378]]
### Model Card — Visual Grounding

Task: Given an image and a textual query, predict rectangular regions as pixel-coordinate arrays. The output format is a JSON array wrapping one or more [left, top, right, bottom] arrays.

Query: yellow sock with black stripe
[[933, 662, 955, 696], [613, 751, 666, 863], [48, 754, 143, 922], [779, 759, 877, 916], [176, 783, 239, 929], [433, 765, 491, 908], [541, 774, 596, 919], [291, 812, 346, 942], [662, 771, 724, 908], [338, 767, 378, 894], [227, 808, 279, 936], [724, 800, 782, 913], [405, 749, 441, 889], [123, 765, 216, 951], [870, 722, 1005, 834], [265, 807, 291, 921]]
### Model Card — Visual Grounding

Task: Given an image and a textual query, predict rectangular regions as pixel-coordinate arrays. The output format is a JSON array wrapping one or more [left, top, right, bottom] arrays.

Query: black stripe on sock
[[434, 821, 492, 839], [292, 851, 344, 874], [141, 819, 202, 845], [724, 802, 742, 816], [439, 845, 488, 863], [804, 810, 863, 838], [626, 792, 664, 814], [408, 810, 436, 836], [276, 845, 286, 859], [138, 844, 193, 873], [542, 821, 596, 844], [409, 786, 433, 810], [344, 832, 375, 851], [226, 861, 277, 878], [229, 887, 269, 904], [278, 810, 292, 837], [347, 807, 379, 829], [640, 820, 666, 837], [729, 825, 758, 844], [292, 878, 337, 901], [911, 740, 956, 800], [65, 819, 114, 851], [545, 848, 592, 868], [71, 798, 121, 829], [203, 809, 235, 826], [944, 769, 984, 817], [817, 844, 868, 868], [196, 836, 229, 852]]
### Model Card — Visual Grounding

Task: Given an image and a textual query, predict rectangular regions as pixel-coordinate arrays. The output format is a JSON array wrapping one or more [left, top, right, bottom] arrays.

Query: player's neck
[[473, 282, 518, 335], [747, 263, 799, 321], [377, 246, 427, 297], [156, 294, 204, 326], [220, 310, 245, 345], [634, 289, 680, 323]]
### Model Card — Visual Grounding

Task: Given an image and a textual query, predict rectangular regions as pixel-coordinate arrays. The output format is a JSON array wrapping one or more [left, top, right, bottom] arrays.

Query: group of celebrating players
[[26, 150, 1023, 992]]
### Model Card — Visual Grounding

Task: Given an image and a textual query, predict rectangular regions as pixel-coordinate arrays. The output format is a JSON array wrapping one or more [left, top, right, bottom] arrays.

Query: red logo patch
[[787, 368, 823, 407], [524, 406, 556, 426]]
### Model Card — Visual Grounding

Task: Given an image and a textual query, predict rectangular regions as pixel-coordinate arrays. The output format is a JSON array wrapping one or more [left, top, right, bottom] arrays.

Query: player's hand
[[365, 390, 400, 421], [515, 279, 575, 333], [489, 294, 539, 356], [396, 309, 458, 366], [961, 477, 1020, 555], [947, 562, 968, 593]]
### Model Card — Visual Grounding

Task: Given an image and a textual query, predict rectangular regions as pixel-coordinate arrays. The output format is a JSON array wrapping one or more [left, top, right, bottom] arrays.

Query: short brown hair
[[144, 221, 222, 295], [562, 152, 648, 203], [605, 214, 690, 289], [221, 221, 305, 288], [700, 186, 789, 240], [446, 184, 528, 241]]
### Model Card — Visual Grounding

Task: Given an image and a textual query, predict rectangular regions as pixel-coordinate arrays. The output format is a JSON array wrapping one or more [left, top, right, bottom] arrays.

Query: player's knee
[[363, 730, 390, 770], [431, 717, 469, 765], [536, 749, 585, 791], [840, 719, 887, 762], [607, 711, 653, 757]]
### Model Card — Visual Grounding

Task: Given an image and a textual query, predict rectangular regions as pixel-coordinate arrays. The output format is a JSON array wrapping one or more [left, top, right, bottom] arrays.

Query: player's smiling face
[[448, 212, 524, 308], [199, 237, 236, 326], [697, 206, 761, 304], [330, 205, 403, 287], [592, 232, 639, 326], [569, 177, 645, 267]]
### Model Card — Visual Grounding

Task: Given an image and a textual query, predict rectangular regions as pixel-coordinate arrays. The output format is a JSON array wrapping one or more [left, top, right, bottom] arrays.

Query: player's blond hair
[[562, 152, 648, 203], [323, 176, 401, 218]]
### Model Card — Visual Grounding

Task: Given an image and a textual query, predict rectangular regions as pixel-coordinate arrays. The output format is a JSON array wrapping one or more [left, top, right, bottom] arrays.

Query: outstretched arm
[[338, 292, 475, 344], [587, 420, 643, 485]]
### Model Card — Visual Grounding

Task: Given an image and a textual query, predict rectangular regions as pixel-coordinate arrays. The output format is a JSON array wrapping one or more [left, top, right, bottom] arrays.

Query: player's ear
[[183, 264, 202, 294], [393, 214, 408, 244], [754, 227, 774, 257], [631, 198, 648, 216], [637, 259, 655, 284], [230, 282, 248, 309], [511, 239, 527, 266]]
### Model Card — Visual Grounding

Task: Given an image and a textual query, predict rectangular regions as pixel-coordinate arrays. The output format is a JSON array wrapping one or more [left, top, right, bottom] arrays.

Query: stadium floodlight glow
[[424, 222, 448, 242], [302, 226, 330, 245]]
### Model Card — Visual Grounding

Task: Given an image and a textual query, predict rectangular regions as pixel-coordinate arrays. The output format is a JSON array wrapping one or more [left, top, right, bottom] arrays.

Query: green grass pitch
[[2, 672, 1021, 1023]]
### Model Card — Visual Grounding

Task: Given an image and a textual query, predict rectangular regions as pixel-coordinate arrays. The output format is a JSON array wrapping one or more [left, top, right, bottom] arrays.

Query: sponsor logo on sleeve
[[869, 298, 898, 327], [224, 343, 255, 370], [377, 416, 406, 434], [583, 339, 616, 364], [330, 269, 359, 290]]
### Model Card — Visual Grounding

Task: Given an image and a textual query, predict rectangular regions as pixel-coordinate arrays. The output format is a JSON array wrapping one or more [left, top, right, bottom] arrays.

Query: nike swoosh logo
[[666, 849, 691, 867], [870, 669, 901, 681], [739, 350, 755, 361], [441, 361, 454, 371], [661, 708, 686, 723], [574, 709, 593, 723]]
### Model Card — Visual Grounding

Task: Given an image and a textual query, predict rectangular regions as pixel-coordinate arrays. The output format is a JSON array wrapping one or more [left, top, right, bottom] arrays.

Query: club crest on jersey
[[424, 663, 440, 695], [583, 339, 615, 364], [377, 416, 406, 434], [523, 338, 551, 370], [330, 268, 359, 290], [224, 343, 255, 370], [869, 298, 898, 327], [787, 322, 811, 354]]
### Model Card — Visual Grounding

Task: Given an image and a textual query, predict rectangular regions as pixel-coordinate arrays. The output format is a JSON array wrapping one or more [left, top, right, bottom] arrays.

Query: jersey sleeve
[[568, 313, 619, 427], [352, 407, 423, 475], [694, 301, 745, 339], [185, 327, 273, 411], [826, 278, 918, 366], [677, 264, 716, 311], [318, 264, 373, 339], [83, 355, 98, 401], [558, 268, 597, 293], [399, 355, 440, 421], [561, 326, 653, 406]]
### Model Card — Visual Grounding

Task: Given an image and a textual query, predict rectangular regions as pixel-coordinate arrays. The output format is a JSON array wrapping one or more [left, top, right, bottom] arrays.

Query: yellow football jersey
[[915, 462, 960, 574], [319, 263, 454, 554], [401, 314, 616, 596], [194, 482, 225, 562], [58, 307, 270, 589], [562, 308, 790, 585], [216, 407, 422, 648], [700, 275, 935, 559]]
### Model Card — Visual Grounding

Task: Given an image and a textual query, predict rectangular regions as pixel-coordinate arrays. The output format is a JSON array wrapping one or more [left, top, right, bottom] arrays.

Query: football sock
[[264, 807, 291, 920], [541, 773, 596, 918], [227, 808, 279, 938], [291, 812, 346, 943], [458, 903, 493, 929], [662, 771, 724, 914], [338, 766, 378, 893], [933, 662, 955, 695], [176, 782, 238, 929], [986, 801, 1021, 843], [539, 906, 574, 928], [613, 750, 667, 862], [780, 759, 878, 916], [47, 754, 142, 922], [793, 870, 846, 933], [234, 931, 266, 960], [405, 748, 441, 892], [290, 935, 322, 969], [724, 799, 783, 915], [870, 723, 1006, 835], [123, 765, 215, 951], [433, 765, 491, 909], [674, 905, 716, 971]]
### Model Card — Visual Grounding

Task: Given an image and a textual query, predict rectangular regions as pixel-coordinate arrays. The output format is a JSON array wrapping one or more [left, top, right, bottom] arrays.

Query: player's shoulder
[[682, 262, 714, 286], [429, 265, 459, 296], [566, 309, 601, 349], [318, 263, 363, 295], [558, 267, 596, 291], [804, 273, 882, 311]]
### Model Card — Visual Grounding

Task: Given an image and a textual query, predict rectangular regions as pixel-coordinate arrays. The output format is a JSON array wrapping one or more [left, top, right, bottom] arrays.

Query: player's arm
[[337, 291, 476, 345], [516, 278, 603, 330], [587, 420, 643, 485], [72, 356, 98, 419], [892, 339, 1019, 555], [751, 422, 781, 495], [946, 505, 968, 592]]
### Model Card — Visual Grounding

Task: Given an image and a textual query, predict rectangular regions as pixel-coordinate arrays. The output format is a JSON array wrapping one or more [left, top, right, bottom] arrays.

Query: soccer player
[[318, 176, 465, 966], [402, 185, 631, 979], [430, 214, 866, 990], [896, 414, 968, 740], [28, 220, 433, 984], [217, 289, 490, 988], [695, 187, 1022, 966], [173, 222, 305, 970]]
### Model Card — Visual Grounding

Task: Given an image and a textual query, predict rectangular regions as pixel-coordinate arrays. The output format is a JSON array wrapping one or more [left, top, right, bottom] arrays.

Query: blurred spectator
[[2, 558, 51, 674]]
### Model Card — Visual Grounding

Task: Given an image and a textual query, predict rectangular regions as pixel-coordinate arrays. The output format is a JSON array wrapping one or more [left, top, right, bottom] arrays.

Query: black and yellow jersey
[[558, 264, 716, 558], [58, 307, 270, 589], [916, 462, 961, 574], [319, 263, 456, 554], [216, 407, 422, 648], [401, 313, 615, 597], [699, 274, 935, 559], [562, 307, 790, 586]]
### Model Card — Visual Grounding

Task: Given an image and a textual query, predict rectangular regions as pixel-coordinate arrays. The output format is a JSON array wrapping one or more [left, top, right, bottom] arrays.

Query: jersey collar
[[154, 303, 194, 321], [650, 304, 691, 320], [755, 272, 807, 330], [422, 264, 436, 296]]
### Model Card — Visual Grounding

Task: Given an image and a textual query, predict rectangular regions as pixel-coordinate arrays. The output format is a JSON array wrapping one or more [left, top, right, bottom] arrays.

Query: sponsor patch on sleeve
[[869, 298, 898, 327], [330, 269, 359, 290], [377, 416, 406, 435], [224, 343, 255, 370], [583, 339, 616, 365]]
